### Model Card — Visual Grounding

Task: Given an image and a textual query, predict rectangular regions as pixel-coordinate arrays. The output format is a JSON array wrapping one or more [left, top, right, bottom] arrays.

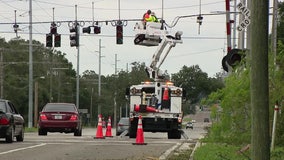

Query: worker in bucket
[[150, 12, 159, 22], [143, 10, 152, 23]]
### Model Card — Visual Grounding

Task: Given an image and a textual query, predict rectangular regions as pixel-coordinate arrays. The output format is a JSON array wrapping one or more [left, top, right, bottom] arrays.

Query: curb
[[189, 136, 204, 160], [159, 142, 182, 160]]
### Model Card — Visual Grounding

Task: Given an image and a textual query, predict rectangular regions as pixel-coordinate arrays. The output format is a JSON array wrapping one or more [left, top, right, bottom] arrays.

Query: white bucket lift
[[134, 22, 168, 46]]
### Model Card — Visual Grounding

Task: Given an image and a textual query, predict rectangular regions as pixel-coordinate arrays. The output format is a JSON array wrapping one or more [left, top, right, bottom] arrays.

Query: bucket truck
[[125, 22, 186, 139]]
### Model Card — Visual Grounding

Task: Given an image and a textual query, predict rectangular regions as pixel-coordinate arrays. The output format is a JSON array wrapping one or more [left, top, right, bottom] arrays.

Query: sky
[[0, 0, 278, 77]]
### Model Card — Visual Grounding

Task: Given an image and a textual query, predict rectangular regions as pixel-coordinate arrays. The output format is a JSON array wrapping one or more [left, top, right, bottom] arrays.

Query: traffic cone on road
[[132, 115, 147, 145], [105, 116, 113, 137], [94, 114, 105, 139]]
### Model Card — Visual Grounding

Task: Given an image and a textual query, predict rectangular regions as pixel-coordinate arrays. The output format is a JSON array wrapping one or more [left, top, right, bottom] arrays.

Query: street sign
[[237, 2, 251, 31]]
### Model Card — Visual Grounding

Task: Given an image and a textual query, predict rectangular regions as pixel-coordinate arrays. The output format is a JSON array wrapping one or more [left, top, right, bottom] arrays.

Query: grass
[[193, 142, 284, 160], [167, 143, 194, 160], [168, 149, 192, 160], [193, 143, 247, 160], [24, 127, 38, 132]]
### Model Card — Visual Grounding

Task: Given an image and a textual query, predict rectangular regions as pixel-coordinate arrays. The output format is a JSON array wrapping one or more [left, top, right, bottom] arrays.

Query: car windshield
[[0, 101, 6, 112], [44, 103, 77, 112]]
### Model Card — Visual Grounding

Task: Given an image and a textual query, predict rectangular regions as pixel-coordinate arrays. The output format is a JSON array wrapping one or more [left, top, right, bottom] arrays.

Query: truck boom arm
[[147, 31, 183, 79]]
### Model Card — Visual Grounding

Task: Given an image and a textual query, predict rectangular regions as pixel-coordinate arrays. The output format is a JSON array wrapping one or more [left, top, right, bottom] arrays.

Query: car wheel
[[38, 128, 47, 136], [6, 126, 14, 143], [74, 129, 82, 136], [16, 126, 24, 142]]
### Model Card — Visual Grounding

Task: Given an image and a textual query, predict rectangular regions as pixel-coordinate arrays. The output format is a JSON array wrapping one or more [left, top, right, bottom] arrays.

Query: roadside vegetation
[[0, 39, 222, 126], [193, 2, 284, 159]]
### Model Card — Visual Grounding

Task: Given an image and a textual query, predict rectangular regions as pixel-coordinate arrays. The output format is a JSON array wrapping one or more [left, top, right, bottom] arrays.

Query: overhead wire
[[0, 0, 228, 73]]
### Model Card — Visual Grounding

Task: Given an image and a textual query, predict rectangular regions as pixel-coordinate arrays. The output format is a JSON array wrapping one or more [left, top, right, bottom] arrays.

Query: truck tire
[[128, 119, 138, 138], [129, 122, 137, 138], [167, 129, 181, 139]]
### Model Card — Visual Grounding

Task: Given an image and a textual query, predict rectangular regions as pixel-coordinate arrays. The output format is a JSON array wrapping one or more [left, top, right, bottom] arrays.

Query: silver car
[[116, 117, 129, 136]]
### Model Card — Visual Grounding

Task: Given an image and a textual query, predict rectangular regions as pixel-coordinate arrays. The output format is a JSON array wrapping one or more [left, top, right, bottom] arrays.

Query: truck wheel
[[129, 123, 137, 138]]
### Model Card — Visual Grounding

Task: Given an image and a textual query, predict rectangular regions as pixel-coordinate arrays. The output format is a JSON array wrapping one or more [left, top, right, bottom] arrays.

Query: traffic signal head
[[227, 49, 242, 66], [70, 34, 79, 47], [70, 26, 77, 33], [50, 26, 57, 34], [54, 34, 61, 47], [94, 26, 101, 34], [46, 33, 53, 47], [116, 25, 123, 44], [82, 26, 91, 34], [222, 49, 245, 72]]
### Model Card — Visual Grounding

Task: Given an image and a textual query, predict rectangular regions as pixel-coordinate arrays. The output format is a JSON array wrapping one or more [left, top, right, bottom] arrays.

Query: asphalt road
[[0, 112, 210, 160]]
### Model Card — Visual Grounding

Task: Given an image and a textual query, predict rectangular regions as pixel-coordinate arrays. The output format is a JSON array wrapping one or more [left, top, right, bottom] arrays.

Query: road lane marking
[[0, 143, 46, 155]]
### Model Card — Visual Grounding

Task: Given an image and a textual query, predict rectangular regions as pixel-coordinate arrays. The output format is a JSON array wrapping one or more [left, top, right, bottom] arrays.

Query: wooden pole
[[250, 0, 270, 159]]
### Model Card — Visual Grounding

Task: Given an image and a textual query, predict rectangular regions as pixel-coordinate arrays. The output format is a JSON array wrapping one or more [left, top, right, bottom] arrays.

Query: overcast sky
[[0, 0, 278, 77]]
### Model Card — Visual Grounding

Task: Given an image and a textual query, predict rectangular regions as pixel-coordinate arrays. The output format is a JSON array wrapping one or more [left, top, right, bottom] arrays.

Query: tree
[[171, 65, 223, 105]]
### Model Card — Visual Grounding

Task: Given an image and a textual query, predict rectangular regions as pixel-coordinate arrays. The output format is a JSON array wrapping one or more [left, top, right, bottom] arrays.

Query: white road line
[[0, 143, 46, 155]]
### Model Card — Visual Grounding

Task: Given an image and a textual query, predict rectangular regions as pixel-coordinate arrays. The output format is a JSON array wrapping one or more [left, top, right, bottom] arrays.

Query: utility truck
[[125, 21, 185, 139]]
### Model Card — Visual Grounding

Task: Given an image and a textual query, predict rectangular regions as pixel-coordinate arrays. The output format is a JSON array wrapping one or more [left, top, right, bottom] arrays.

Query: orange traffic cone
[[94, 114, 105, 139], [132, 115, 147, 145], [163, 87, 169, 101], [162, 87, 170, 109], [134, 104, 159, 113], [105, 116, 113, 137]]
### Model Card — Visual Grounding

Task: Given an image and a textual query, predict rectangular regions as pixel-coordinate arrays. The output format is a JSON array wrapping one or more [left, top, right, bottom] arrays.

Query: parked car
[[116, 117, 129, 136], [0, 99, 24, 143], [38, 103, 82, 136], [186, 122, 193, 129]]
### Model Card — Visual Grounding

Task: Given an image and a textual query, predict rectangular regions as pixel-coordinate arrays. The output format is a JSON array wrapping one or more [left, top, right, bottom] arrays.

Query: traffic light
[[196, 15, 203, 25], [54, 34, 61, 47], [70, 34, 79, 47], [222, 49, 245, 72], [50, 26, 57, 34], [50, 23, 57, 34], [94, 26, 101, 34], [69, 26, 79, 47], [46, 33, 53, 47], [116, 25, 123, 44], [82, 26, 91, 34]]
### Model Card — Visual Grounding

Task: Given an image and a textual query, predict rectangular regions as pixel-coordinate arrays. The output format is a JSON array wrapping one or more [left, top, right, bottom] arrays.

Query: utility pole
[[98, 39, 104, 115], [271, 0, 279, 152], [250, 0, 270, 159], [113, 54, 119, 128], [0, 49, 3, 98], [272, 0, 278, 66], [75, 5, 80, 109], [28, 0, 33, 128]]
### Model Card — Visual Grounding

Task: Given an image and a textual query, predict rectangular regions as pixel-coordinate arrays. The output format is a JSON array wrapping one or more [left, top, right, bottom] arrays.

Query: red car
[[38, 103, 82, 136], [0, 99, 24, 143]]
